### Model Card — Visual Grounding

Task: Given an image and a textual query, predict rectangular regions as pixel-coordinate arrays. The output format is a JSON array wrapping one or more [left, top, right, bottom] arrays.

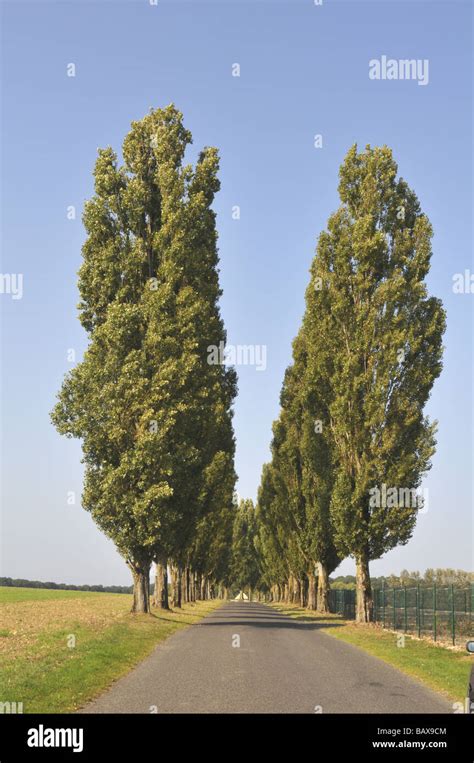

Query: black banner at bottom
[[0, 713, 472, 760]]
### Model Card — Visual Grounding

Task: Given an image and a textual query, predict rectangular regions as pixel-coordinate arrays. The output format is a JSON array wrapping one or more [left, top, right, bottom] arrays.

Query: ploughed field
[[0, 586, 220, 713]]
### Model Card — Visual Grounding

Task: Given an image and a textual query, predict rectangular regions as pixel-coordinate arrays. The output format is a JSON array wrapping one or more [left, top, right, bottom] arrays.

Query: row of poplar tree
[[251, 144, 446, 622], [51, 106, 446, 621], [51, 106, 238, 612]]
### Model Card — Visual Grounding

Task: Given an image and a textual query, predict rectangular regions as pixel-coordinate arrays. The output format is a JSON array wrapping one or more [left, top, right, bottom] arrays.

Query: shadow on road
[[199, 619, 345, 630], [198, 603, 346, 630]]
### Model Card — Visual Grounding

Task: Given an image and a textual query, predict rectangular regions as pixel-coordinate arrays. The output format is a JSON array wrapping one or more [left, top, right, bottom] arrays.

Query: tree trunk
[[356, 552, 373, 622], [169, 565, 176, 606], [294, 577, 301, 605], [188, 568, 193, 601], [182, 567, 187, 603], [317, 561, 330, 613], [287, 576, 292, 602], [177, 565, 183, 607], [153, 557, 169, 610], [307, 569, 317, 610], [200, 576, 206, 600], [300, 577, 307, 608], [128, 559, 150, 614], [170, 564, 182, 608], [183, 566, 190, 603]]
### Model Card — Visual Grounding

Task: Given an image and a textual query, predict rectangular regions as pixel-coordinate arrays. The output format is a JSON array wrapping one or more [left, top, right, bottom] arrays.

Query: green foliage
[[254, 145, 445, 618], [51, 105, 236, 591], [230, 499, 261, 591], [304, 144, 446, 567], [255, 464, 291, 589]]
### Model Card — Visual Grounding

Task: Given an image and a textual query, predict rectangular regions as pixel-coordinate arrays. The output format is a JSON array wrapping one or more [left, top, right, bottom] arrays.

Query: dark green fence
[[373, 583, 473, 645], [328, 588, 356, 619], [329, 584, 473, 646]]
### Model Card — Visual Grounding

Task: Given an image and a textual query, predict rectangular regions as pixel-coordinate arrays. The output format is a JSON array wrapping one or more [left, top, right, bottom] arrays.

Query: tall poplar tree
[[255, 331, 339, 611], [303, 144, 446, 621], [270, 363, 312, 606], [51, 105, 236, 612], [255, 464, 289, 600], [293, 331, 340, 611], [230, 499, 261, 597]]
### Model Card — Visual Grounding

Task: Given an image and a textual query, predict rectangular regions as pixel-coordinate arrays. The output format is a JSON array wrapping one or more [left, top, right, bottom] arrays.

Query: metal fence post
[[417, 583, 421, 638], [393, 588, 396, 630], [382, 580, 385, 628], [470, 583, 473, 633], [433, 583, 437, 642], [451, 584, 455, 646], [404, 585, 408, 632]]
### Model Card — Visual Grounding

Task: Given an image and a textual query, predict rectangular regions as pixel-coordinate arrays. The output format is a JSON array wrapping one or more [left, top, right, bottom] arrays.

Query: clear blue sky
[[1, 0, 472, 585]]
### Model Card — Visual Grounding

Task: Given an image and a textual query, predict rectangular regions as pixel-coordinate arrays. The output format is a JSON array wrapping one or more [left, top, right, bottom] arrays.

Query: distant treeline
[[330, 568, 474, 590], [0, 577, 133, 594]]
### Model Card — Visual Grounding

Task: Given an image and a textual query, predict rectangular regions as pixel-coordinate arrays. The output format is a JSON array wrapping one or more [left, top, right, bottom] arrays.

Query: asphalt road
[[80, 601, 452, 714]]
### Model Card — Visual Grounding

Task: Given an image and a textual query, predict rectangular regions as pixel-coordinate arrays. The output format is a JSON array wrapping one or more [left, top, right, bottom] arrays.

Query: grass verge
[[270, 603, 471, 705], [0, 587, 222, 713]]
